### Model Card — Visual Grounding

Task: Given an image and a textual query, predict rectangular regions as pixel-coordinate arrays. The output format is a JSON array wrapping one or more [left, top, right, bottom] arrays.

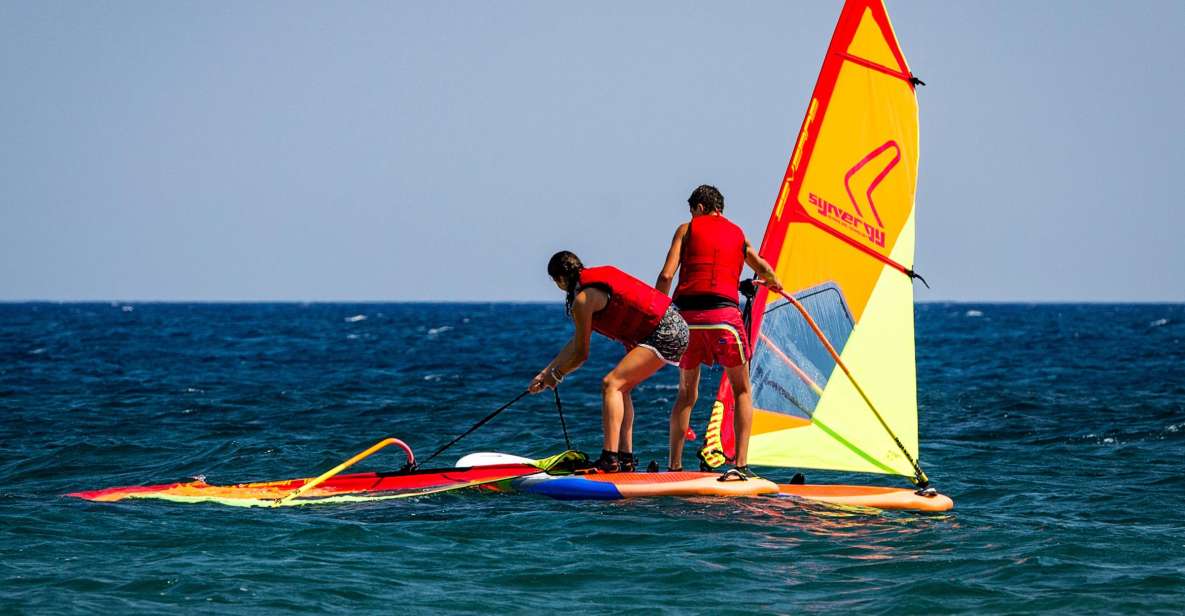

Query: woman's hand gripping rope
[[528, 366, 564, 394]]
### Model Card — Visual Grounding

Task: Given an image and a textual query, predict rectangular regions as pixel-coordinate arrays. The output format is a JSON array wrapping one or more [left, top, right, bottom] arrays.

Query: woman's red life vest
[[578, 266, 672, 345], [673, 215, 747, 305]]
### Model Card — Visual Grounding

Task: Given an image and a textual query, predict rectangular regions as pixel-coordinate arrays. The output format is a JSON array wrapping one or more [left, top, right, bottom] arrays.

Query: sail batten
[[835, 52, 913, 83], [701, 0, 923, 481]]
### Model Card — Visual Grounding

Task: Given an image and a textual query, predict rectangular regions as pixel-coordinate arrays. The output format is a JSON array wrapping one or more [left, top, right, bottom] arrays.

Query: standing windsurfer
[[655, 185, 782, 477], [529, 251, 689, 473]]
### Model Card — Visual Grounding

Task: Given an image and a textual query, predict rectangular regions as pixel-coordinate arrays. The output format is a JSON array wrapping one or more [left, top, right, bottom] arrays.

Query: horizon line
[[1, 299, 1183, 306]]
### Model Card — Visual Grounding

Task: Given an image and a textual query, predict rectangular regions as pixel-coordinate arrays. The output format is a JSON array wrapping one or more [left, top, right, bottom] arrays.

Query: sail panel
[[749, 283, 854, 423], [747, 208, 919, 476], [846, 6, 909, 77], [798, 58, 918, 268]]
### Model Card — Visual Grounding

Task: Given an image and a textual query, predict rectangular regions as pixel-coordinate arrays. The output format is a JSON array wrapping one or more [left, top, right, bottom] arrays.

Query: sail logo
[[810, 140, 902, 249], [809, 193, 886, 248]]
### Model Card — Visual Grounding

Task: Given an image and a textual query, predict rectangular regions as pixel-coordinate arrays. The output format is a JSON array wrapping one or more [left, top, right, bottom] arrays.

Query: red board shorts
[[678, 306, 750, 370]]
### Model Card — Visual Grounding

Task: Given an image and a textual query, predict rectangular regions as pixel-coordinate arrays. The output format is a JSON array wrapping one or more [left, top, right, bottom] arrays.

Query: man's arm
[[744, 242, 783, 292], [655, 223, 689, 295]]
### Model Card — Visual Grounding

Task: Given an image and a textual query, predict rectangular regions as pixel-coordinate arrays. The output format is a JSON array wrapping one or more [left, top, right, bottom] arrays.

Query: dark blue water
[[2, 303, 1183, 614]]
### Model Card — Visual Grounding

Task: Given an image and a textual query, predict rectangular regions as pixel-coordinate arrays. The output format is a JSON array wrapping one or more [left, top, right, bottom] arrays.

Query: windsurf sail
[[67, 464, 545, 507], [702, 0, 928, 484], [68, 450, 591, 508]]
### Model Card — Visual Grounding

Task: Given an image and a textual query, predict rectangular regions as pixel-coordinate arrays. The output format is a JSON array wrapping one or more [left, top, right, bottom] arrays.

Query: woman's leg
[[668, 366, 700, 469], [724, 363, 754, 467], [619, 390, 635, 456], [601, 346, 667, 451]]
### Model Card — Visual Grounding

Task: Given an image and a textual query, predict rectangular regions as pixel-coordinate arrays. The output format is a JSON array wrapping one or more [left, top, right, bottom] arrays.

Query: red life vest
[[578, 266, 672, 345], [673, 215, 747, 305]]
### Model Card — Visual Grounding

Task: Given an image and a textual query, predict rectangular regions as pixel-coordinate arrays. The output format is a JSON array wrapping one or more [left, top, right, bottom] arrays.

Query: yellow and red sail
[[702, 0, 923, 478]]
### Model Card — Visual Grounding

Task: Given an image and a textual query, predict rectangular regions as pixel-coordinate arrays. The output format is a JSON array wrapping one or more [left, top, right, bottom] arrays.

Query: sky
[[2, 1, 1183, 302]]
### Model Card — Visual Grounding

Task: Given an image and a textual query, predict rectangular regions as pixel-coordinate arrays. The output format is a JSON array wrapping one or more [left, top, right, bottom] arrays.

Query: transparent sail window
[[749, 283, 855, 419]]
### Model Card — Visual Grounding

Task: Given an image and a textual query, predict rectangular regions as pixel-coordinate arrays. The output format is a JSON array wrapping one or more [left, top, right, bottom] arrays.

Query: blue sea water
[[1, 302, 1183, 614]]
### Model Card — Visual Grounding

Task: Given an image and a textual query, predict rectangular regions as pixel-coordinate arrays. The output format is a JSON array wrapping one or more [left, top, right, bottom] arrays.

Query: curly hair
[[688, 184, 725, 213]]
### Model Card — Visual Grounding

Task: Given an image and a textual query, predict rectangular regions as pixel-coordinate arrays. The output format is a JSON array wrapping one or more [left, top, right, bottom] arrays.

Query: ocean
[[1, 302, 1183, 614]]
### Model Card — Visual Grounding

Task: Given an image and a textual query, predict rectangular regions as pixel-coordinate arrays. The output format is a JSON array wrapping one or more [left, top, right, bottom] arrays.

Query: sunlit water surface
[[1, 303, 1183, 614]]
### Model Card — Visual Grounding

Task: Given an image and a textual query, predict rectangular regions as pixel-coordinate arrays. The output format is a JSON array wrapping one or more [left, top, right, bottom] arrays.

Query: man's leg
[[668, 366, 701, 469], [724, 363, 754, 468]]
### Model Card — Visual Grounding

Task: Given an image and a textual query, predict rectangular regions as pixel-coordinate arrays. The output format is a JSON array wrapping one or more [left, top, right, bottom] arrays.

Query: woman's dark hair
[[688, 184, 724, 213], [547, 250, 584, 315]]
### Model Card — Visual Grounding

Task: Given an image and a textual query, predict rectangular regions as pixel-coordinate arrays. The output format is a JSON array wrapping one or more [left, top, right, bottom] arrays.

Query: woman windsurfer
[[529, 251, 689, 472]]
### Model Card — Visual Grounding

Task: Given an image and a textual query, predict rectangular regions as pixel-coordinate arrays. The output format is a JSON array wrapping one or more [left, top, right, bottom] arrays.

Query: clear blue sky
[[2, 1, 1182, 302]]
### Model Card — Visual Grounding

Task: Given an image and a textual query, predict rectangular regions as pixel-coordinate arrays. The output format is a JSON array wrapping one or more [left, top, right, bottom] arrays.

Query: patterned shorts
[[636, 305, 690, 365]]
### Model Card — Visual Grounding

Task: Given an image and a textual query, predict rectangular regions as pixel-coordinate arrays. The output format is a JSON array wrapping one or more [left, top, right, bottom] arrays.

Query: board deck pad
[[504, 471, 780, 500], [776, 483, 953, 511]]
